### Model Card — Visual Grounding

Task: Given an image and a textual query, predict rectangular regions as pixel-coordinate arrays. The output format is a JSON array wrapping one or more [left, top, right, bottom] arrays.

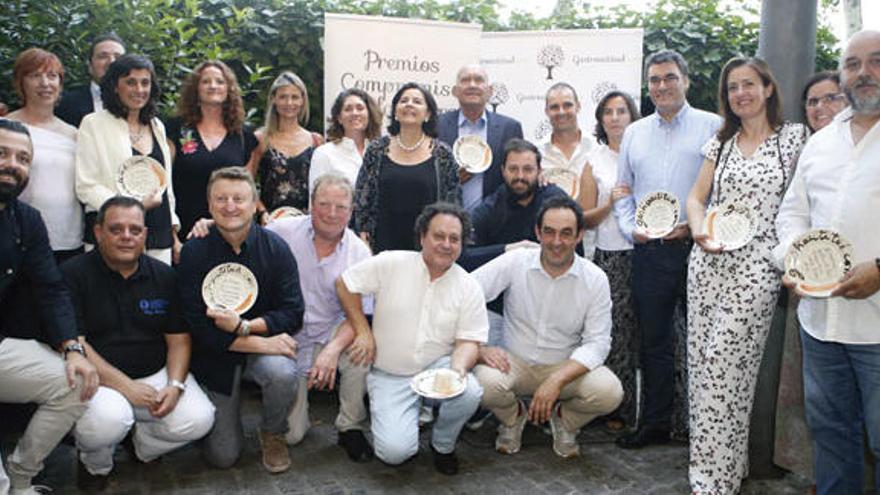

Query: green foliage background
[[1, 0, 840, 131]]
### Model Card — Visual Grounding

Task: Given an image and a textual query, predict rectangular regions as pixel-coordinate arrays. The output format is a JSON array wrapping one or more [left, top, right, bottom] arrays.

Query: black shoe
[[615, 426, 671, 449], [76, 459, 108, 492], [431, 445, 459, 475], [337, 429, 373, 463], [464, 407, 493, 431]]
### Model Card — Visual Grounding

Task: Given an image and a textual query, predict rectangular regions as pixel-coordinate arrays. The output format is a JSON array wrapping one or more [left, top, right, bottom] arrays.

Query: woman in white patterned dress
[[684, 57, 808, 495]]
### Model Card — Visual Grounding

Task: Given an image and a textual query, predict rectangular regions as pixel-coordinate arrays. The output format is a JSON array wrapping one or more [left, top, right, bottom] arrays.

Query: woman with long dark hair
[[685, 57, 808, 495]]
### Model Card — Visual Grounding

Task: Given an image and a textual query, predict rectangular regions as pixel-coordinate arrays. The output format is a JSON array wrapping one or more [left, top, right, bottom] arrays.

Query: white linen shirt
[[774, 108, 880, 344], [471, 248, 612, 370], [308, 138, 362, 194], [341, 251, 489, 376], [540, 131, 594, 177]]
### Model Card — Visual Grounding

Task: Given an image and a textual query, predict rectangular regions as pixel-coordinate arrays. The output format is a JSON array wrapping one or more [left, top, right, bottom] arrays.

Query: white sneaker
[[495, 400, 527, 454], [549, 403, 580, 458]]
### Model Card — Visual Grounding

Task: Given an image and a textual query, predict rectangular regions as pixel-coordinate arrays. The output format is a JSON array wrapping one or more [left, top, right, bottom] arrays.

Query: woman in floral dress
[[685, 57, 808, 495]]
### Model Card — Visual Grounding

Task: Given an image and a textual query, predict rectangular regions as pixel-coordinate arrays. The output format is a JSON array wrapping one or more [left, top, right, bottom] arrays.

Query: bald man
[[775, 30, 880, 495], [438, 64, 523, 212]]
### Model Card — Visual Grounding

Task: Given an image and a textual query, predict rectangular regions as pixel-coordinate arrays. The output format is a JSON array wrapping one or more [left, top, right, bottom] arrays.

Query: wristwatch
[[168, 379, 187, 393], [237, 319, 251, 337], [62, 342, 86, 360]]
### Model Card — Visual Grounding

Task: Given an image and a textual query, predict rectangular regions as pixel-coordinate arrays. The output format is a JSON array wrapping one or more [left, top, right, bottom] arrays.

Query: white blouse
[[588, 144, 632, 252], [308, 137, 363, 193], [19, 124, 83, 250]]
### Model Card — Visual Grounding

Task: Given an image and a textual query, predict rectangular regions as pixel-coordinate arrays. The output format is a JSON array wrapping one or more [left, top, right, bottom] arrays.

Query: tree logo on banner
[[537, 45, 564, 80], [489, 82, 509, 112], [592, 81, 619, 103], [534, 118, 552, 141]]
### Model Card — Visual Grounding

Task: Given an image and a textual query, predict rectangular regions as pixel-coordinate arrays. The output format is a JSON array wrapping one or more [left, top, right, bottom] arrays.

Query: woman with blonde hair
[[250, 71, 323, 220], [167, 60, 258, 240]]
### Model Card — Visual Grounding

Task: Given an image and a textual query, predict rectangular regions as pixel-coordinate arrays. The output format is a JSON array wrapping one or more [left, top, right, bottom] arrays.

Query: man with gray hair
[[266, 173, 374, 462], [774, 30, 880, 494], [438, 64, 523, 211], [614, 50, 721, 449]]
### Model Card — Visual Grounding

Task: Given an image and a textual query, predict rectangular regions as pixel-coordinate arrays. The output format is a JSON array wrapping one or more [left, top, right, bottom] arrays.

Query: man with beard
[[459, 138, 566, 272], [774, 30, 880, 495], [0, 118, 99, 495]]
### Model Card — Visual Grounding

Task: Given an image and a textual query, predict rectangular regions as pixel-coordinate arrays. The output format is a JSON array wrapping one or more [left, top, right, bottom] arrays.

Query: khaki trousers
[[475, 352, 623, 431]]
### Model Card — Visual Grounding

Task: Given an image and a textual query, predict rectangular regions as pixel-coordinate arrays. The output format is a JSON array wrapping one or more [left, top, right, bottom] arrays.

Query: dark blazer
[[437, 109, 523, 198], [55, 85, 95, 128]]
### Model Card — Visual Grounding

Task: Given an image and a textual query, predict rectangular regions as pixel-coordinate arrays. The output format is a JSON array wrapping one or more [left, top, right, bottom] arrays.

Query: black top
[[375, 156, 437, 253], [459, 183, 568, 272], [55, 85, 94, 128], [258, 145, 313, 212], [166, 118, 258, 239], [61, 250, 185, 379], [177, 222, 305, 394], [0, 199, 77, 347]]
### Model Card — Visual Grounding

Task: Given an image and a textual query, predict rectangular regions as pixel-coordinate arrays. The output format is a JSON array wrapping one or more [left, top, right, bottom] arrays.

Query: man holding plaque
[[613, 50, 721, 449], [471, 196, 622, 458], [336, 202, 488, 475], [178, 166, 304, 474], [438, 64, 523, 212], [266, 173, 373, 462], [774, 30, 880, 495], [0, 118, 99, 495], [62, 196, 215, 490]]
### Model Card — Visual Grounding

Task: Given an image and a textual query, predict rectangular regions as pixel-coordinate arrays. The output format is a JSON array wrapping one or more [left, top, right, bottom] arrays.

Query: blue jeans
[[367, 356, 482, 465], [801, 328, 880, 495]]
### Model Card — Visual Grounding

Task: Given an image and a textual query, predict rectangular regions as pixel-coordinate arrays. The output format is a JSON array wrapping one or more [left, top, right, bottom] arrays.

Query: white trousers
[[74, 368, 215, 475]]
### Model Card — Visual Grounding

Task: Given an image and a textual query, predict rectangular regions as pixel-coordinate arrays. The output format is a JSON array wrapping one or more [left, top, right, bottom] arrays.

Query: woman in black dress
[[352, 82, 460, 253], [167, 60, 258, 240], [250, 71, 323, 220]]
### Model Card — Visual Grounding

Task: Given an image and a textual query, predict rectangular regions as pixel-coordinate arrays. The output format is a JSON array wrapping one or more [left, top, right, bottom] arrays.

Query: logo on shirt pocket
[[139, 298, 169, 316]]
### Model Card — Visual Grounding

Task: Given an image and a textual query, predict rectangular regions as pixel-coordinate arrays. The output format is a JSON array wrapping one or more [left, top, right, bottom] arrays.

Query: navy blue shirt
[[0, 199, 77, 348], [459, 183, 567, 272], [62, 250, 185, 379], [178, 222, 304, 394]]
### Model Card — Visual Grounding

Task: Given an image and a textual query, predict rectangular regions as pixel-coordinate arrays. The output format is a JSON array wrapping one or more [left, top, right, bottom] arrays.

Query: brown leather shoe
[[259, 430, 291, 473]]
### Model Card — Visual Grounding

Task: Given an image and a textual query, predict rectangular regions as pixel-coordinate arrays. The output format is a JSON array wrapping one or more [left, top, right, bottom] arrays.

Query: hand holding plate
[[663, 223, 691, 241], [632, 227, 650, 244], [693, 232, 723, 254], [206, 308, 240, 333], [142, 189, 163, 210], [831, 261, 880, 299]]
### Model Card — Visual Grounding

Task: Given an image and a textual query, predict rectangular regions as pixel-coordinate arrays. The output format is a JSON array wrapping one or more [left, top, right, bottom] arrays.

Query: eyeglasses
[[806, 93, 846, 108], [648, 74, 680, 86]]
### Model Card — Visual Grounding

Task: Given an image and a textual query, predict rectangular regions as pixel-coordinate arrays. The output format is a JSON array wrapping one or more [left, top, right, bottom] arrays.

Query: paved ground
[[7, 390, 812, 494]]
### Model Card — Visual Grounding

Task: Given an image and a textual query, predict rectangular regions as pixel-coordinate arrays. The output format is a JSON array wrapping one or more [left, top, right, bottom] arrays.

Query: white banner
[[323, 13, 482, 124], [480, 29, 644, 144]]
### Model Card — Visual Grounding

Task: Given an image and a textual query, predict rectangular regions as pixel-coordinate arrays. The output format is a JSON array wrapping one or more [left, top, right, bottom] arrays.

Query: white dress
[[686, 122, 808, 494], [19, 125, 82, 251]]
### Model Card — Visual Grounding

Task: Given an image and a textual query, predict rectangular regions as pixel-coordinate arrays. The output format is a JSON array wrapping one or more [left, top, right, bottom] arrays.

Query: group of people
[[0, 26, 877, 495]]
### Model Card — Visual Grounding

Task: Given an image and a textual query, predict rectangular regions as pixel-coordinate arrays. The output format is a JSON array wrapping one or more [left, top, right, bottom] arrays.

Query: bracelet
[[168, 379, 186, 392], [239, 319, 251, 337], [234, 318, 243, 334]]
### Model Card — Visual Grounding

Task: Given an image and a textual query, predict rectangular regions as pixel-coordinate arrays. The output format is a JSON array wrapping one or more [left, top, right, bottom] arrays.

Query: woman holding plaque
[[167, 60, 259, 240], [684, 57, 808, 495], [308, 88, 382, 195], [352, 82, 460, 253], [576, 90, 641, 430], [75, 54, 179, 264], [7, 48, 82, 263], [249, 71, 323, 219]]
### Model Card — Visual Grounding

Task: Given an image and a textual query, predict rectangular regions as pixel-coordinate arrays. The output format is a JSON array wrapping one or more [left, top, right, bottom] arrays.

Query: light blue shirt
[[458, 110, 488, 212], [614, 103, 721, 242]]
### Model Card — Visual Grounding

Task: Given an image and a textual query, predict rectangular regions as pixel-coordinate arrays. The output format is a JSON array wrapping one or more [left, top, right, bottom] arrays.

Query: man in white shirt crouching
[[472, 195, 622, 458], [336, 202, 488, 475]]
